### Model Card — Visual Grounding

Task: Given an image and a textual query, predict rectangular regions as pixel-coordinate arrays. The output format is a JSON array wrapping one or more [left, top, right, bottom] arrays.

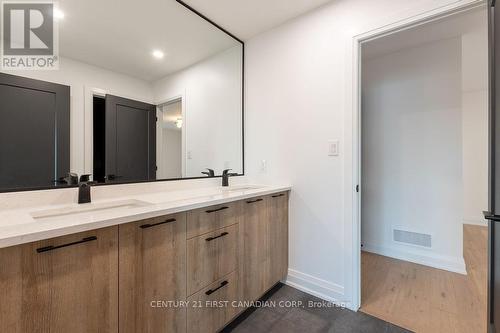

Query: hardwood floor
[[360, 224, 488, 333]]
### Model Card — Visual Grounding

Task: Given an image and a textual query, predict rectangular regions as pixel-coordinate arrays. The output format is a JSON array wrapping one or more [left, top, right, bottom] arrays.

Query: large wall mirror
[[0, 0, 243, 192]]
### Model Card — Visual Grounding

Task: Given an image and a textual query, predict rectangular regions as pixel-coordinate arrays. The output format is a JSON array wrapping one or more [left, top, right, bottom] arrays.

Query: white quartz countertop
[[0, 184, 291, 249]]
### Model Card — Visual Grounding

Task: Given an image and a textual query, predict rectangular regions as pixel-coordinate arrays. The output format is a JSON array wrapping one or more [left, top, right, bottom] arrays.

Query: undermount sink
[[223, 185, 264, 192], [31, 199, 151, 221]]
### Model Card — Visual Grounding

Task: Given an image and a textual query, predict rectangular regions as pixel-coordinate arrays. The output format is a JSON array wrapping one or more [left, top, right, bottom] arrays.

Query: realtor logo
[[1, 1, 59, 70]]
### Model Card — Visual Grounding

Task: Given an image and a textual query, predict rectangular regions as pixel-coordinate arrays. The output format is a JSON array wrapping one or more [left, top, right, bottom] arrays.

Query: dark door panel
[[0, 73, 69, 190], [105, 95, 156, 183], [488, 1, 500, 332]]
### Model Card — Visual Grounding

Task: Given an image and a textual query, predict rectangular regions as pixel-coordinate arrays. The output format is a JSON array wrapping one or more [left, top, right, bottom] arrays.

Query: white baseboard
[[362, 243, 467, 275], [284, 269, 352, 309]]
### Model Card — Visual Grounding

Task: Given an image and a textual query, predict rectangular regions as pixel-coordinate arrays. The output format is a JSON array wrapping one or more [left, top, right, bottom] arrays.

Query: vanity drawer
[[187, 201, 242, 239], [187, 271, 240, 333], [187, 223, 238, 296]]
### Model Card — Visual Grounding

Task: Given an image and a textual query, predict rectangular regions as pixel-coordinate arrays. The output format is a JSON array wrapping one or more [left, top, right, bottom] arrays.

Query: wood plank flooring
[[360, 224, 488, 333]]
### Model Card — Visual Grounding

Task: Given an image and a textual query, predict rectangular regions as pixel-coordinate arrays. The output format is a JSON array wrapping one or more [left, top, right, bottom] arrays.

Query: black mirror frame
[[0, 0, 245, 194]]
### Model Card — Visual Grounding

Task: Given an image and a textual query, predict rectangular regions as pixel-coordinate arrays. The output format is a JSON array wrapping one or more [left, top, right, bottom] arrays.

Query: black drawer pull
[[205, 280, 229, 295], [206, 232, 229, 242], [140, 218, 176, 229], [37, 236, 97, 253], [206, 206, 229, 214], [246, 198, 263, 204], [272, 194, 285, 198]]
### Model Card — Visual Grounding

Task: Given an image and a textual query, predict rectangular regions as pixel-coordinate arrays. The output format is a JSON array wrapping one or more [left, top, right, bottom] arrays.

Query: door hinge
[[356, 185, 360, 193]]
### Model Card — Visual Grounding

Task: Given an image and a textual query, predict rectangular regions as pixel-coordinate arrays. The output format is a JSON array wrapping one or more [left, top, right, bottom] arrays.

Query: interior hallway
[[361, 224, 487, 332]]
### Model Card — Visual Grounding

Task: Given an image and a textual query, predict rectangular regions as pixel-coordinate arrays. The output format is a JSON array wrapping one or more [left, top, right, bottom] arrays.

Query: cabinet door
[[241, 197, 270, 302], [119, 213, 186, 333], [187, 201, 241, 239], [0, 227, 118, 333], [268, 192, 289, 286], [187, 224, 238, 296], [187, 271, 239, 333]]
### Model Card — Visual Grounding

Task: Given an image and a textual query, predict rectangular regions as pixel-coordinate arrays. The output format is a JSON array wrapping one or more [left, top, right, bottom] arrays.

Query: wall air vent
[[393, 227, 432, 248]]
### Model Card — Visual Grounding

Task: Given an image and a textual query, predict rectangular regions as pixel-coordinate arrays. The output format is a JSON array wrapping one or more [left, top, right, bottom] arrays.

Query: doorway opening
[[157, 98, 183, 179], [359, 5, 489, 332], [92, 94, 157, 184], [93, 95, 106, 183]]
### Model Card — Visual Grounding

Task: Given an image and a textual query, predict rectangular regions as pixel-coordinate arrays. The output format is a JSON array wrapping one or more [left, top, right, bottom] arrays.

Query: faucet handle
[[79, 174, 92, 183], [202, 168, 215, 177], [54, 172, 79, 185], [223, 169, 238, 176]]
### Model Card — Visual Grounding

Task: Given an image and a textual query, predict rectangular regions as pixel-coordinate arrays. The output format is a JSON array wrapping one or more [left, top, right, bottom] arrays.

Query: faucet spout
[[78, 174, 94, 204], [222, 169, 238, 187]]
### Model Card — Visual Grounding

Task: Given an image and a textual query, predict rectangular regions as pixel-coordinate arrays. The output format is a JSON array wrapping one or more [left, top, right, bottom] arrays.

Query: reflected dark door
[[488, 1, 500, 332], [0, 73, 69, 190], [105, 94, 156, 183]]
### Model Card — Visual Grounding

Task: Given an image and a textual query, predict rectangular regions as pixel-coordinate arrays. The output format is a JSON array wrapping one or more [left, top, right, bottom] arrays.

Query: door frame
[[348, 0, 486, 311]]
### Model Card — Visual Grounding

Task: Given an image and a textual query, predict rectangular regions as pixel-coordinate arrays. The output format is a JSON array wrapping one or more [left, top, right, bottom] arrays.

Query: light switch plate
[[328, 140, 340, 156], [260, 160, 267, 173]]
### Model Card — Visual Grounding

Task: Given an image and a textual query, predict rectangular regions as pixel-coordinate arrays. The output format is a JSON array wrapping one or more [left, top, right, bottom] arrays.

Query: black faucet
[[78, 174, 94, 204], [222, 169, 238, 187], [202, 168, 215, 177], [54, 172, 79, 186]]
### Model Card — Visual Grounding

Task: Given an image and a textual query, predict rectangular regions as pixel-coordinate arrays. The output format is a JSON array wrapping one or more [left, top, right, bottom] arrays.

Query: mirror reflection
[[0, 0, 243, 192]]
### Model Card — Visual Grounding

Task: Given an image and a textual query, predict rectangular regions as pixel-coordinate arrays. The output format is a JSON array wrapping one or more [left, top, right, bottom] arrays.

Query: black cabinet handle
[[272, 194, 285, 198], [37, 236, 97, 253], [246, 198, 263, 204], [205, 280, 229, 295], [206, 232, 229, 242], [206, 206, 229, 214], [140, 218, 176, 229]]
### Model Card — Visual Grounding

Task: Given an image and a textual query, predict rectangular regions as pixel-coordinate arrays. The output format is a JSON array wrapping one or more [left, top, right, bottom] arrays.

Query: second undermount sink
[[223, 185, 264, 192], [31, 199, 151, 221]]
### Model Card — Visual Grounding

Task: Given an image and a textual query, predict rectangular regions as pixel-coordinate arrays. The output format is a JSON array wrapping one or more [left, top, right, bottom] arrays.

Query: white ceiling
[[57, 0, 335, 81], [58, 0, 240, 82], [181, 0, 335, 40], [362, 6, 487, 60]]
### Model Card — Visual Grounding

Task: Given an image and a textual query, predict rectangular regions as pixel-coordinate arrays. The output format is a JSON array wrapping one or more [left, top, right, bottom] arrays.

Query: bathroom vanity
[[0, 0, 284, 332], [0, 185, 289, 333]]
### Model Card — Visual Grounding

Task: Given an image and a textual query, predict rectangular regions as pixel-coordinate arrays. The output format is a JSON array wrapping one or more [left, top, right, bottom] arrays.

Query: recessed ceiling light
[[54, 8, 65, 20], [152, 50, 164, 59]]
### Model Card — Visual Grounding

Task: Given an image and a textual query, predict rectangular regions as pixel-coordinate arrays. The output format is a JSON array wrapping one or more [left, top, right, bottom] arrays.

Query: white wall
[[462, 20, 489, 225], [1, 58, 154, 175], [153, 46, 243, 177], [244, 0, 483, 307], [361, 37, 466, 273]]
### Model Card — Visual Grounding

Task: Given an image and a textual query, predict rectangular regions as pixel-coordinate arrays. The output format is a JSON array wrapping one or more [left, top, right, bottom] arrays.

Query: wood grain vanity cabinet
[[0, 191, 289, 333], [119, 213, 187, 333], [187, 271, 240, 333], [268, 192, 289, 285], [187, 223, 239, 296], [242, 192, 289, 302], [186, 201, 242, 239], [241, 196, 269, 302], [0, 227, 118, 333]]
